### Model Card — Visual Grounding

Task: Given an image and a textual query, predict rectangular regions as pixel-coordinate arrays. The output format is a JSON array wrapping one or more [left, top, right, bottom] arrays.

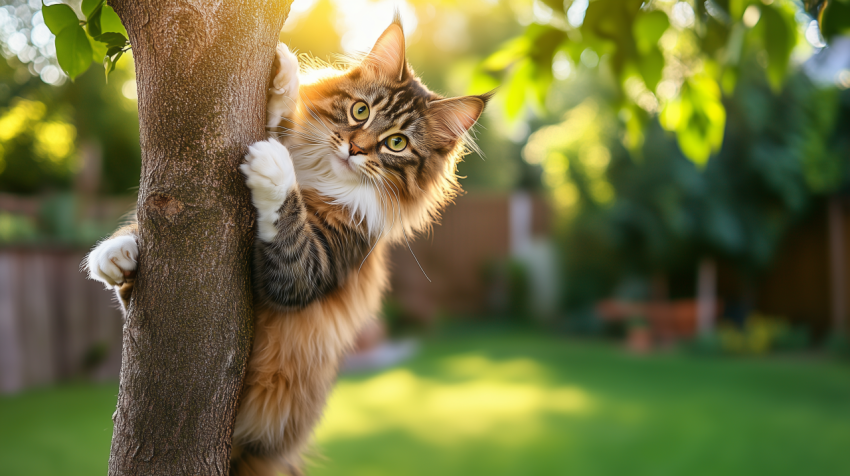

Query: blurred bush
[[718, 314, 810, 355], [0, 192, 131, 246], [520, 55, 850, 320], [685, 313, 812, 356]]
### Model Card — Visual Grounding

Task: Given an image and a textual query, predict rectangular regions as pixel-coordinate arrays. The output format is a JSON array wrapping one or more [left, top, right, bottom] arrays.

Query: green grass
[[2, 329, 850, 475], [0, 381, 116, 475]]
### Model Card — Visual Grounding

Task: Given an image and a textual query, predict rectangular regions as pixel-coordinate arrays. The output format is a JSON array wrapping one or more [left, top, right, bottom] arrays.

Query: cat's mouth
[[338, 155, 351, 167], [331, 152, 361, 180]]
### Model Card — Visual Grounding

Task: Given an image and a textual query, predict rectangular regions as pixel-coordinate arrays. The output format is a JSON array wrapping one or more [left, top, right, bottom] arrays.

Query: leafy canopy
[[479, 0, 831, 165]]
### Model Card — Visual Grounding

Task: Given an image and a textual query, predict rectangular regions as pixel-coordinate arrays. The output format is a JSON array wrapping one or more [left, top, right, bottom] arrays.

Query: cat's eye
[[385, 134, 408, 152], [351, 101, 370, 121]]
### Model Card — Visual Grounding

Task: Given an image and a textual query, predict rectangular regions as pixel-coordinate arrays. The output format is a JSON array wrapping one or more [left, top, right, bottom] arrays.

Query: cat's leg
[[241, 139, 345, 310], [266, 43, 300, 131], [232, 310, 341, 476], [236, 140, 351, 475], [240, 139, 297, 243], [84, 223, 139, 315]]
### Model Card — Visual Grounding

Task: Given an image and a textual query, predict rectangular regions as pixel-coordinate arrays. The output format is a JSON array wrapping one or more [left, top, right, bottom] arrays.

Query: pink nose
[[349, 142, 366, 156]]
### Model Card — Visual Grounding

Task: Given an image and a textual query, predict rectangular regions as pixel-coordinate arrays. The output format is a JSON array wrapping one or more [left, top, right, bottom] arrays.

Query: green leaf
[[583, 0, 644, 40], [531, 62, 553, 106], [81, 0, 104, 18], [468, 71, 499, 97], [100, 6, 128, 36], [821, 0, 850, 42], [637, 47, 664, 91], [759, 5, 795, 92], [660, 75, 725, 166], [95, 32, 129, 49], [621, 104, 647, 154], [55, 23, 93, 80], [505, 59, 534, 119], [728, 0, 757, 21], [482, 37, 530, 71], [105, 45, 124, 57], [85, 0, 104, 37], [42, 2, 79, 35], [702, 18, 732, 57], [91, 35, 107, 62], [720, 67, 738, 95], [103, 50, 122, 81], [633, 10, 669, 54]]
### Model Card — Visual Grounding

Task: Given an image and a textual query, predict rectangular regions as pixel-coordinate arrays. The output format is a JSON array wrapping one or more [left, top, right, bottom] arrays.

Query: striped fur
[[85, 17, 490, 476]]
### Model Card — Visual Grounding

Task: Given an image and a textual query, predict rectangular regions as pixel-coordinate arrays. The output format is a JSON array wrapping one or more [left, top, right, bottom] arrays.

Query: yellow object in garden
[[718, 314, 789, 355]]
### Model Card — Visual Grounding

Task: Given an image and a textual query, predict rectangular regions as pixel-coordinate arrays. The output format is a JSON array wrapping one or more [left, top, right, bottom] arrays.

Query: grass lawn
[[2, 328, 849, 475]]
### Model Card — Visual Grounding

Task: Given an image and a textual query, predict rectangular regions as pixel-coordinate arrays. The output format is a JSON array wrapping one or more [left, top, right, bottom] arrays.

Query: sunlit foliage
[[541, 66, 849, 309], [0, 97, 76, 178], [480, 0, 826, 164], [524, 99, 617, 210], [41, 0, 129, 80]]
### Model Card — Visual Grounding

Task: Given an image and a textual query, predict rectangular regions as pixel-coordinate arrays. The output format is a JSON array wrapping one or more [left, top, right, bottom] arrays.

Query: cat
[[85, 16, 490, 476]]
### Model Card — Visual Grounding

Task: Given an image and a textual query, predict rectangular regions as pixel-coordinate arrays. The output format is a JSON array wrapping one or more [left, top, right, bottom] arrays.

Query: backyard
[[2, 327, 848, 476]]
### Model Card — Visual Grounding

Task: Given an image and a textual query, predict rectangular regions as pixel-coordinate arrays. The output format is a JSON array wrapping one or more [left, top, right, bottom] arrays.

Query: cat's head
[[286, 17, 491, 240]]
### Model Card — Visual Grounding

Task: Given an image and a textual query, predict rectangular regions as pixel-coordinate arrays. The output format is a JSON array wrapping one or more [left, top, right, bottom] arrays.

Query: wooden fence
[[0, 248, 122, 394], [0, 193, 551, 393]]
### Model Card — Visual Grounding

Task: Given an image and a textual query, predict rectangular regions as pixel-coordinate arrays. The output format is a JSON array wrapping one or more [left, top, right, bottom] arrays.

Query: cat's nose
[[349, 141, 367, 156]]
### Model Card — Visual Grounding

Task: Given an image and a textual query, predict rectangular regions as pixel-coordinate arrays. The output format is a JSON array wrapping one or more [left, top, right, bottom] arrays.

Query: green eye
[[352, 101, 370, 121], [385, 134, 408, 152]]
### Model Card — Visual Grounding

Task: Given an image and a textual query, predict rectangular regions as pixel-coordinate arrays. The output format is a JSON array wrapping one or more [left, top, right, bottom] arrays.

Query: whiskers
[[359, 169, 431, 282], [265, 94, 430, 282], [266, 94, 332, 151]]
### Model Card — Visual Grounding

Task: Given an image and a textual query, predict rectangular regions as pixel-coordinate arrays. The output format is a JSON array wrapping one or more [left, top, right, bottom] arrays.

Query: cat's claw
[[86, 235, 138, 287], [241, 139, 296, 242]]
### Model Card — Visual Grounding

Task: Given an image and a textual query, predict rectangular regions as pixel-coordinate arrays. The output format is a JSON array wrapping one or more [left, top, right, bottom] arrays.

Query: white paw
[[267, 43, 300, 129], [86, 235, 138, 287], [240, 139, 296, 242], [271, 43, 300, 94]]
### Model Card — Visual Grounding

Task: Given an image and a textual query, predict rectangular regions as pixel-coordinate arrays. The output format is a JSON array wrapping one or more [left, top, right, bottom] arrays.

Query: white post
[[696, 257, 717, 336], [829, 197, 847, 335], [509, 192, 533, 256]]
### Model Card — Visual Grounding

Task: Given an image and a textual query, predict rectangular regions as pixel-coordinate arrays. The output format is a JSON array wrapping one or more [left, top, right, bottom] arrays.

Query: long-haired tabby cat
[[86, 16, 490, 476]]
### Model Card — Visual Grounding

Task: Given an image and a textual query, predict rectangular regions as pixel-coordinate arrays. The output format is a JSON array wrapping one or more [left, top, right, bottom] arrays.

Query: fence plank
[[20, 252, 56, 387], [61, 252, 91, 379], [90, 272, 122, 381], [0, 253, 23, 393]]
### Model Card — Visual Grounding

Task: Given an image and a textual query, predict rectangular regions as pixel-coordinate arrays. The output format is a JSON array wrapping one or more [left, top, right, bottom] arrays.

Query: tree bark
[[107, 1, 291, 474]]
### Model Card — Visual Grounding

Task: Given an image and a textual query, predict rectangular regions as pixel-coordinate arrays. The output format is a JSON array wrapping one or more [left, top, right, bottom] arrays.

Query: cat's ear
[[430, 92, 493, 148], [361, 18, 407, 81]]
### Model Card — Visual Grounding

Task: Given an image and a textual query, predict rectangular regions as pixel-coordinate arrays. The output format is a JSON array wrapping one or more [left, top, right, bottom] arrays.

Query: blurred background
[[2, 0, 850, 474]]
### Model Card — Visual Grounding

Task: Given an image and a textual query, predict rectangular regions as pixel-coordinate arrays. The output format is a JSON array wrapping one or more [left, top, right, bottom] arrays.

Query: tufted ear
[[361, 18, 407, 81], [429, 93, 492, 148]]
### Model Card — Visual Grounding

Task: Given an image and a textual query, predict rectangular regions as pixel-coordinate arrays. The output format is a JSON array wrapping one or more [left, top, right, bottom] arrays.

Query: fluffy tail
[[230, 446, 303, 476]]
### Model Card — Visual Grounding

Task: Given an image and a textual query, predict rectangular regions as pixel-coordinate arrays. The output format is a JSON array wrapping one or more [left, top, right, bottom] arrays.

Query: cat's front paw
[[267, 43, 300, 129], [86, 235, 138, 287], [271, 43, 299, 96], [241, 139, 296, 241]]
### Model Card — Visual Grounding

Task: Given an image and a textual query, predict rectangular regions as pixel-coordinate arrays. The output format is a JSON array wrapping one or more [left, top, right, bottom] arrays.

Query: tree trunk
[[107, 1, 291, 474]]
